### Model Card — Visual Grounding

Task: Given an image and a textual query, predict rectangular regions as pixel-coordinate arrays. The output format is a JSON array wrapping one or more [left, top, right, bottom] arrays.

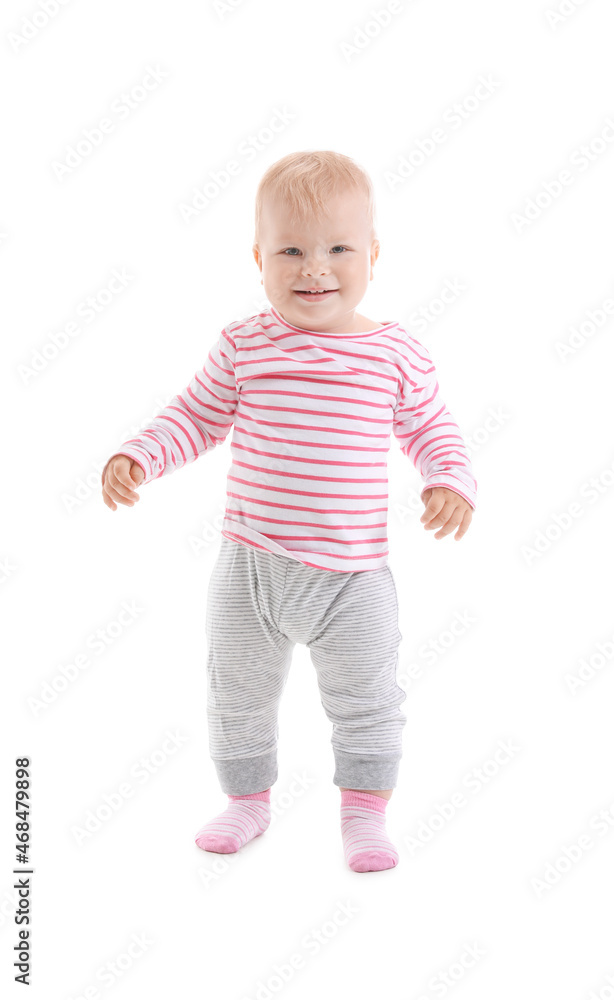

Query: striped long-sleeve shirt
[[103, 305, 477, 572]]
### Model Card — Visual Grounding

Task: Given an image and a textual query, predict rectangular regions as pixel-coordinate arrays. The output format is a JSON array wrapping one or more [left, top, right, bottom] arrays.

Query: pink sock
[[340, 790, 399, 872], [195, 788, 271, 854]]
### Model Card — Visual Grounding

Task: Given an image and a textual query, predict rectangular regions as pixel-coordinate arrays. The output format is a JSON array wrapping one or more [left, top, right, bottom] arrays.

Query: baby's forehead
[[270, 223, 363, 241], [265, 212, 371, 243]]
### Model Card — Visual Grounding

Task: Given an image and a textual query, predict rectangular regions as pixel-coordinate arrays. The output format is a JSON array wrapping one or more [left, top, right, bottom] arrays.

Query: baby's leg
[[339, 787, 392, 799], [308, 565, 406, 871], [195, 539, 294, 854]]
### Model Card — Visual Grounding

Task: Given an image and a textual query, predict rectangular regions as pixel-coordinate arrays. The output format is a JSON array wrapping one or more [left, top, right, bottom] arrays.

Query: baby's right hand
[[102, 454, 145, 511]]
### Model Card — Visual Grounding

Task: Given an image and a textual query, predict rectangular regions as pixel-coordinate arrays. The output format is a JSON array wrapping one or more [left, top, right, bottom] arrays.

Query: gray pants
[[205, 537, 407, 795]]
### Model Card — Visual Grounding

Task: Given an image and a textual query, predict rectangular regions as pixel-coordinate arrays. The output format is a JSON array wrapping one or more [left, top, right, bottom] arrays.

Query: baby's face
[[253, 186, 380, 334]]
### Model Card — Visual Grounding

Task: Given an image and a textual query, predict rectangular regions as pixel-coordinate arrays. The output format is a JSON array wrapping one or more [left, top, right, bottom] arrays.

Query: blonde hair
[[253, 150, 377, 249]]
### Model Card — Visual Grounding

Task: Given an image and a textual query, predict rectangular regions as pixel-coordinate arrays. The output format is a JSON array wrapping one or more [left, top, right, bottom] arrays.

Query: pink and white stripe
[[107, 306, 477, 572]]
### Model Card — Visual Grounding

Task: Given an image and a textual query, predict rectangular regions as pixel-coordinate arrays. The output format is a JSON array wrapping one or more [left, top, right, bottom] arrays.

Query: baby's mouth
[[293, 289, 338, 301]]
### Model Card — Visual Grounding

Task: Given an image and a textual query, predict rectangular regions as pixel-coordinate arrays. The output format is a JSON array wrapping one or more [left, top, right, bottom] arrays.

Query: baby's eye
[[282, 246, 347, 255]]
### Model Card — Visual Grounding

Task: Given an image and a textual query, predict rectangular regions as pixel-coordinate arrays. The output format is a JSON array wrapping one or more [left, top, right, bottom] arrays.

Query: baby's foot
[[340, 790, 399, 872], [195, 789, 271, 854]]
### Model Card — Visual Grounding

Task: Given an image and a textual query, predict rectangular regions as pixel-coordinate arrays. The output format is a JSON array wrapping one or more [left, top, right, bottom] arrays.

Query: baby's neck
[[351, 313, 387, 332]]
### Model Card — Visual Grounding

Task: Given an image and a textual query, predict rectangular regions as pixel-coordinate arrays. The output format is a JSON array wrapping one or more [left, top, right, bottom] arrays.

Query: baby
[[101, 150, 477, 873]]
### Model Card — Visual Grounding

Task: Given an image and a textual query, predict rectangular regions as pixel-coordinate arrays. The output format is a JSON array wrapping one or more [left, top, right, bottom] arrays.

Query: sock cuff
[[340, 789, 387, 812], [228, 788, 271, 803]]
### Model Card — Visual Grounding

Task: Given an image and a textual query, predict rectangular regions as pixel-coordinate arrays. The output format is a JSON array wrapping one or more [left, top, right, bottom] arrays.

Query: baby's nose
[[303, 253, 330, 273]]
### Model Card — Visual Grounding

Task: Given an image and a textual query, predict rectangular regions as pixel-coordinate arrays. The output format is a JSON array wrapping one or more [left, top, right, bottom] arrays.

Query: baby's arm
[[101, 327, 238, 503], [392, 337, 477, 511]]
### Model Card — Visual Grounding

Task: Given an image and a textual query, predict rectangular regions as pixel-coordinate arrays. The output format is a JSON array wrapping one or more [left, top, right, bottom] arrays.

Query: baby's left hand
[[420, 487, 473, 541]]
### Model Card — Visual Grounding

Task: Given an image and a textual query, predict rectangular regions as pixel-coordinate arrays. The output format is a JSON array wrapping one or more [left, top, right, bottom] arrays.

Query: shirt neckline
[[269, 305, 398, 338]]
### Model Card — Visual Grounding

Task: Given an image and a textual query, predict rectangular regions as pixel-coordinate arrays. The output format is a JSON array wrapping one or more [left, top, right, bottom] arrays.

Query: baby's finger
[[453, 509, 473, 541], [433, 508, 464, 539], [105, 481, 137, 507], [118, 468, 141, 490], [420, 498, 441, 523], [422, 498, 454, 529], [102, 488, 117, 511], [104, 480, 137, 507], [108, 467, 140, 501]]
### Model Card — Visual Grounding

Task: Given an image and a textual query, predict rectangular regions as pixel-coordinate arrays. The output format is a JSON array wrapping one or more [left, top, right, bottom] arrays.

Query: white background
[[3, 0, 614, 997]]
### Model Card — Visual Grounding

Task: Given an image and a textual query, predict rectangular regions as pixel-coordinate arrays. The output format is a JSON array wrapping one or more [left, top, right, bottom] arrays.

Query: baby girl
[[101, 149, 477, 872]]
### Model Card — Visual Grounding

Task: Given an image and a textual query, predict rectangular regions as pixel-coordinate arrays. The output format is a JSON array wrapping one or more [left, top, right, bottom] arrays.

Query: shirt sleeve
[[392, 335, 477, 510], [102, 327, 238, 487]]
